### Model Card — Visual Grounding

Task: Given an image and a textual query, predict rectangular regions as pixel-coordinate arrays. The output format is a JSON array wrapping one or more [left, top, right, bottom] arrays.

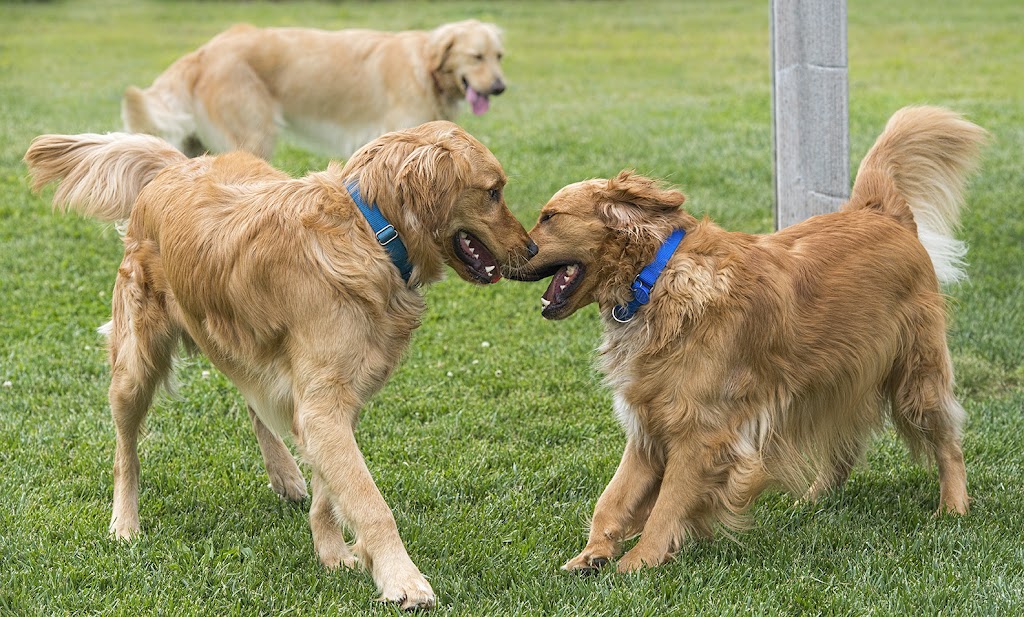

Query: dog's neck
[[594, 213, 700, 321], [318, 166, 448, 288], [430, 68, 463, 118], [373, 196, 448, 288], [345, 180, 415, 283]]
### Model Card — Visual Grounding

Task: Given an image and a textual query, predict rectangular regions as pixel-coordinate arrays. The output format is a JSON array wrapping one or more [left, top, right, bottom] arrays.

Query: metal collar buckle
[[376, 224, 399, 246]]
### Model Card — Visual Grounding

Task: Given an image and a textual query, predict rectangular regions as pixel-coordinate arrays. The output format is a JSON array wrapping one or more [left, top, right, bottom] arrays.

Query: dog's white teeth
[[565, 265, 577, 277], [459, 231, 468, 240], [559, 284, 567, 291], [541, 298, 551, 308], [485, 265, 495, 274]]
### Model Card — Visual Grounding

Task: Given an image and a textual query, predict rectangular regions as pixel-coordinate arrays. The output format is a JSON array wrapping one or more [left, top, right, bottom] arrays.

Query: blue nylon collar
[[611, 228, 686, 323], [346, 180, 414, 283]]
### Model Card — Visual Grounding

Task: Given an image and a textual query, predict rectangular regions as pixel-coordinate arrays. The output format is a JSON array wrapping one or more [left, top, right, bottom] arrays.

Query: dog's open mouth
[[541, 264, 583, 317], [454, 230, 501, 283], [463, 79, 491, 115]]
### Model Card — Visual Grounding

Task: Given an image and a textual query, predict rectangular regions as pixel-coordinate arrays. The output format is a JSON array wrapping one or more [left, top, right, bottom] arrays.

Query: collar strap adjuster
[[630, 276, 653, 305], [375, 224, 399, 246]]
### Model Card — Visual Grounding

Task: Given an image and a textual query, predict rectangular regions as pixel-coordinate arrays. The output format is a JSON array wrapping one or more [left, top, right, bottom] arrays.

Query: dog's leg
[[195, 64, 278, 159], [614, 448, 697, 572], [563, 438, 662, 572], [802, 449, 858, 503], [247, 406, 307, 501], [615, 435, 766, 572], [309, 471, 357, 569], [622, 474, 663, 539], [296, 389, 434, 610], [929, 403, 969, 515], [107, 260, 179, 540], [890, 336, 969, 514]]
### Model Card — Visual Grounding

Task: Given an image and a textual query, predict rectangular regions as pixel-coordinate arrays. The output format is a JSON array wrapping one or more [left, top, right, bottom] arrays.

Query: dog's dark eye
[[539, 212, 554, 223], [488, 188, 501, 202], [474, 53, 484, 62], [497, 53, 504, 62]]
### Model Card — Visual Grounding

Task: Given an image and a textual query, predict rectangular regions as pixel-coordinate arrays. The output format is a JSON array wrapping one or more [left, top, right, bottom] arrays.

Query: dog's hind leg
[[247, 406, 307, 501], [106, 249, 180, 539], [563, 437, 662, 572], [890, 322, 969, 514], [309, 471, 357, 569], [194, 61, 278, 159]]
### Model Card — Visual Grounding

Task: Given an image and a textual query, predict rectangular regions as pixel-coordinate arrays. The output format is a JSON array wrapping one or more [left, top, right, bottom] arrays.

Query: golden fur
[[24, 121, 535, 608], [122, 20, 506, 159], [508, 106, 987, 572]]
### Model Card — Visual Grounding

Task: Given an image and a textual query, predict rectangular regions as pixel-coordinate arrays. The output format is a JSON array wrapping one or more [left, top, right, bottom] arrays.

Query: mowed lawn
[[1, 0, 1022, 614]]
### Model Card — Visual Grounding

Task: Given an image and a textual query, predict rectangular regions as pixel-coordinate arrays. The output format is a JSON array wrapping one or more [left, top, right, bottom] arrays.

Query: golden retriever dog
[[24, 121, 536, 608], [122, 20, 506, 159], [508, 106, 986, 572]]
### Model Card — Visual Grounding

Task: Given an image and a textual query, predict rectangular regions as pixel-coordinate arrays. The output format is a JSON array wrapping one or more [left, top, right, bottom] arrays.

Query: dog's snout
[[491, 79, 506, 96], [525, 238, 539, 259]]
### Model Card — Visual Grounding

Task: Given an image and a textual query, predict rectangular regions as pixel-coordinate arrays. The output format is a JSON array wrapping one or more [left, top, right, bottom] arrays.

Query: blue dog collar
[[346, 180, 414, 283], [611, 228, 686, 323]]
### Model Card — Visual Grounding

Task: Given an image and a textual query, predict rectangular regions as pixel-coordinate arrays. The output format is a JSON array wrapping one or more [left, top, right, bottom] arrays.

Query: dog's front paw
[[378, 571, 435, 610], [316, 535, 359, 570], [562, 550, 611, 573], [936, 497, 970, 516], [268, 467, 307, 501], [108, 515, 140, 541], [615, 547, 663, 573]]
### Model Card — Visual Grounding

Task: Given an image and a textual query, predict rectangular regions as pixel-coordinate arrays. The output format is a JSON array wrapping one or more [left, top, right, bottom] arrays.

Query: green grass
[[1, 0, 1022, 614]]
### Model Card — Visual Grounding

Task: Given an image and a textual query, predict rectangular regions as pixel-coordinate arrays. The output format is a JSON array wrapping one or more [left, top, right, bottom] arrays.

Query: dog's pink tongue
[[466, 87, 490, 115]]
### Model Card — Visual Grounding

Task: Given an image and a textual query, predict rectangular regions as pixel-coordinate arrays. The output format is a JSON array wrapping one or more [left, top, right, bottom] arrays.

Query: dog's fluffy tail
[[24, 132, 186, 221], [122, 86, 162, 136], [846, 106, 988, 284], [122, 85, 201, 156]]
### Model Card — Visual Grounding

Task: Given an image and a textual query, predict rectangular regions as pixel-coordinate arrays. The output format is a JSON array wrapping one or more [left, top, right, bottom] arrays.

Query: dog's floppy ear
[[596, 170, 686, 231], [397, 141, 461, 213], [428, 23, 460, 72], [353, 130, 461, 219]]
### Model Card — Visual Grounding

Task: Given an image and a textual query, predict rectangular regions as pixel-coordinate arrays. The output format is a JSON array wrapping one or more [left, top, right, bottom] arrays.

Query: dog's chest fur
[[595, 254, 735, 451], [599, 326, 687, 454]]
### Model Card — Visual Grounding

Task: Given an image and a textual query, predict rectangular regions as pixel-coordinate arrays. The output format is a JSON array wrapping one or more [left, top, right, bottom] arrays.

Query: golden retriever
[[122, 20, 506, 159], [24, 121, 536, 608], [508, 106, 987, 572]]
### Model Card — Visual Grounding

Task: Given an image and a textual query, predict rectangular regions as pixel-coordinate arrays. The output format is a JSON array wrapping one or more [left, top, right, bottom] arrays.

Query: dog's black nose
[[526, 239, 539, 258], [491, 79, 506, 96]]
